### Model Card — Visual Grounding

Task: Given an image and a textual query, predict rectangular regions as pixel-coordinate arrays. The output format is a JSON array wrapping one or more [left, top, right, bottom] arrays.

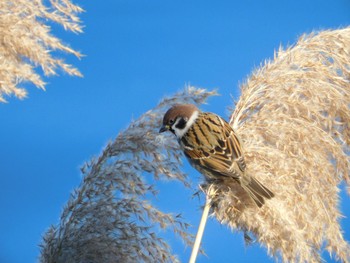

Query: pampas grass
[[202, 27, 350, 262], [0, 0, 83, 102], [39, 87, 217, 263]]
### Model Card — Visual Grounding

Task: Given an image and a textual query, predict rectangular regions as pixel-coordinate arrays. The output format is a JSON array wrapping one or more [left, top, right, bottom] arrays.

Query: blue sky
[[0, 1, 350, 262]]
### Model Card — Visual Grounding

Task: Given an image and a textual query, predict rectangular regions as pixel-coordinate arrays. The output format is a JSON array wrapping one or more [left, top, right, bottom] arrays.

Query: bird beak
[[159, 125, 169, 133]]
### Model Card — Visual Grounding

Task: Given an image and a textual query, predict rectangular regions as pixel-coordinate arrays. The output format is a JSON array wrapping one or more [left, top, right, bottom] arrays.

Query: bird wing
[[181, 112, 246, 180]]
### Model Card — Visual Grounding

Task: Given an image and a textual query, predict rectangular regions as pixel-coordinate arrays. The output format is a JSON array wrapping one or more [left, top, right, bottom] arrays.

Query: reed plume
[[39, 87, 217, 263], [202, 27, 350, 262], [0, 0, 83, 102]]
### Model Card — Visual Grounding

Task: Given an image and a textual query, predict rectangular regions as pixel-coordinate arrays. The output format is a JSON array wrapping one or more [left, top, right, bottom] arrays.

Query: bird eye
[[169, 119, 175, 125]]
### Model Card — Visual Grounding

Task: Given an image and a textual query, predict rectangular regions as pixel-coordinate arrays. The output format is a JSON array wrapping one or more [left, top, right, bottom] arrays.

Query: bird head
[[159, 104, 199, 138]]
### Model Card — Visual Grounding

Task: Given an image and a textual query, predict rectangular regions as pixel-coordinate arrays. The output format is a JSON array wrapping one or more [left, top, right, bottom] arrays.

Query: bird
[[159, 104, 274, 207]]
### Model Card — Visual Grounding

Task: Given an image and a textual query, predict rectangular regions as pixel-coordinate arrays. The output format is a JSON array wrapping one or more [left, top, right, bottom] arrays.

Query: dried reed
[[0, 0, 83, 102], [202, 27, 350, 262], [39, 87, 217, 263]]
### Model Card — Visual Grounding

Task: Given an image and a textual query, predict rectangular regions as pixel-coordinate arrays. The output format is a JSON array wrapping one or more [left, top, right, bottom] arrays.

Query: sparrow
[[159, 104, 274, 207]]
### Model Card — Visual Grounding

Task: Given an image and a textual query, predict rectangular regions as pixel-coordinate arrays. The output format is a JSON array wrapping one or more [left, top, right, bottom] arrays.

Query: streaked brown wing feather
[[182, 112, 245, 180]]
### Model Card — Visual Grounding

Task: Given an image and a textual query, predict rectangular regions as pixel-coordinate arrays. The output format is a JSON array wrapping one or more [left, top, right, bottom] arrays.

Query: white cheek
[[172, 110, 199, 138], [173, 125, 186, 138]]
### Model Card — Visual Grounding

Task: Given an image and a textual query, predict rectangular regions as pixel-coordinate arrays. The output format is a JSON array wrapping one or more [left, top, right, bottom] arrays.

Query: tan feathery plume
[[0, 0, 83, 102], [39, 86, 218, 263], [202, 27, 350, 262]]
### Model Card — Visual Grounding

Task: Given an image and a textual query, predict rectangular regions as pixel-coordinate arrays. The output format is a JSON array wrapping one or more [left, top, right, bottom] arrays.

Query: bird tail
[[241, 177, 274, 207]]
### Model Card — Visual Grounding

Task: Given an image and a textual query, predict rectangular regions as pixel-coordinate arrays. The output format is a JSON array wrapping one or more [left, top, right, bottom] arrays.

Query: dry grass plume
[[39, 87, 217, 263], [202, 27, 350, 262], [0, 0, 83, 102]]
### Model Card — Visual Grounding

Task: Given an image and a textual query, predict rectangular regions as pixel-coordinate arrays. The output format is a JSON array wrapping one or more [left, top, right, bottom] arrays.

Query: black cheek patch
[[175, 118, 187, 129]]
